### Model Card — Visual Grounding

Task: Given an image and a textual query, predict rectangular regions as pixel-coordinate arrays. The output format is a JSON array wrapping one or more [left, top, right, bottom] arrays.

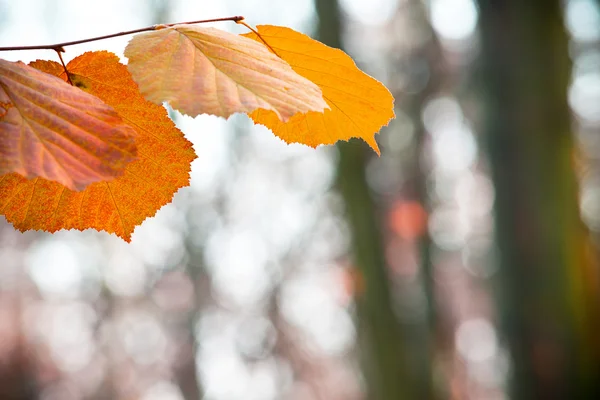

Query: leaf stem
[[54, 49, 74, 85], [0, 16, 245, 52], [236, 20, 282, 58]]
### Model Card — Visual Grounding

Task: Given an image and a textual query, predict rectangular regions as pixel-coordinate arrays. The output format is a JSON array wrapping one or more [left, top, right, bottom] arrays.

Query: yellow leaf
[[124, 25, 329, 121], [243, 25, 395, 154], [0, 58, 136, 190]]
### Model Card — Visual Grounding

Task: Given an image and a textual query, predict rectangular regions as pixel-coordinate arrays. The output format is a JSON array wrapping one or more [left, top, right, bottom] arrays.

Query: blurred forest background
[[1, 0, 600, 399]]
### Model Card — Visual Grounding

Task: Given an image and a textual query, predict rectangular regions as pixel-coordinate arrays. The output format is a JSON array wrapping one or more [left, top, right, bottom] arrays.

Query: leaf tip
[[369, 139, 381, 156]]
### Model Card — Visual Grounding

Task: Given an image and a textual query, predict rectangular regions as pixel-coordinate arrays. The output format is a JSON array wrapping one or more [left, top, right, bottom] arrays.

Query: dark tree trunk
[[314, 1, 417, 399], [476, 0, 600, 398]]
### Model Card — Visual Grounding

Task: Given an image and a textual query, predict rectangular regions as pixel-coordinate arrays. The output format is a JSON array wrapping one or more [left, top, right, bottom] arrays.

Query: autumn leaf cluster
[[0, 22, 394, 241]]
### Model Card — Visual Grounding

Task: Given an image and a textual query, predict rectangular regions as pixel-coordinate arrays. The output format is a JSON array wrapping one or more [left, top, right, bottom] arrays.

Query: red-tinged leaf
[[0, 51, 196, 241], [0, 58, 136, 190]]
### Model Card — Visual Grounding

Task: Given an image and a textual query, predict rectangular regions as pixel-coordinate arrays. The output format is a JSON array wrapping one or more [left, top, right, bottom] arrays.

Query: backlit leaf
[[0, 58, 136, 190], [243, 25, 395, 154], [0, 51, 196, 241], [124, 25, 328, 121]]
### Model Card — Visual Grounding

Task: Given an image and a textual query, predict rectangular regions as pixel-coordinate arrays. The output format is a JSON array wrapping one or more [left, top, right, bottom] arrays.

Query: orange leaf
[[124, 25, 328, 121], [0, 51, 196, 241], [0, 58, 136, 190], [243, 25, 395, 154]]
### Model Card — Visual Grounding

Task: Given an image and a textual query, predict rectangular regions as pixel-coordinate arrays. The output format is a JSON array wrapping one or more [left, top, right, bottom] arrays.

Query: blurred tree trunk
[[476, 0, 600, 398], [0, 296, 37, 400], [314, 1, 418, 399], [395, 2, 450, 398]]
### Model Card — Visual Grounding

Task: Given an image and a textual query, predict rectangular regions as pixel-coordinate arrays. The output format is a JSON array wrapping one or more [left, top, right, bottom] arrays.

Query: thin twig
[[236, 20, 281, 58], [0, 16, 245, 52]]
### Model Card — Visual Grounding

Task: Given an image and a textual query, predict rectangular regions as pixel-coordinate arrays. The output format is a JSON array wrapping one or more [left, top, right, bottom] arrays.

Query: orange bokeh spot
[[389, 200, 428, 240]]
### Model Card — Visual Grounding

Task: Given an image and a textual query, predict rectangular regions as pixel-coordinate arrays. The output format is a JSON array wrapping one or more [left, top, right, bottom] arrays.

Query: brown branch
[[0, 16, 245, 52]]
